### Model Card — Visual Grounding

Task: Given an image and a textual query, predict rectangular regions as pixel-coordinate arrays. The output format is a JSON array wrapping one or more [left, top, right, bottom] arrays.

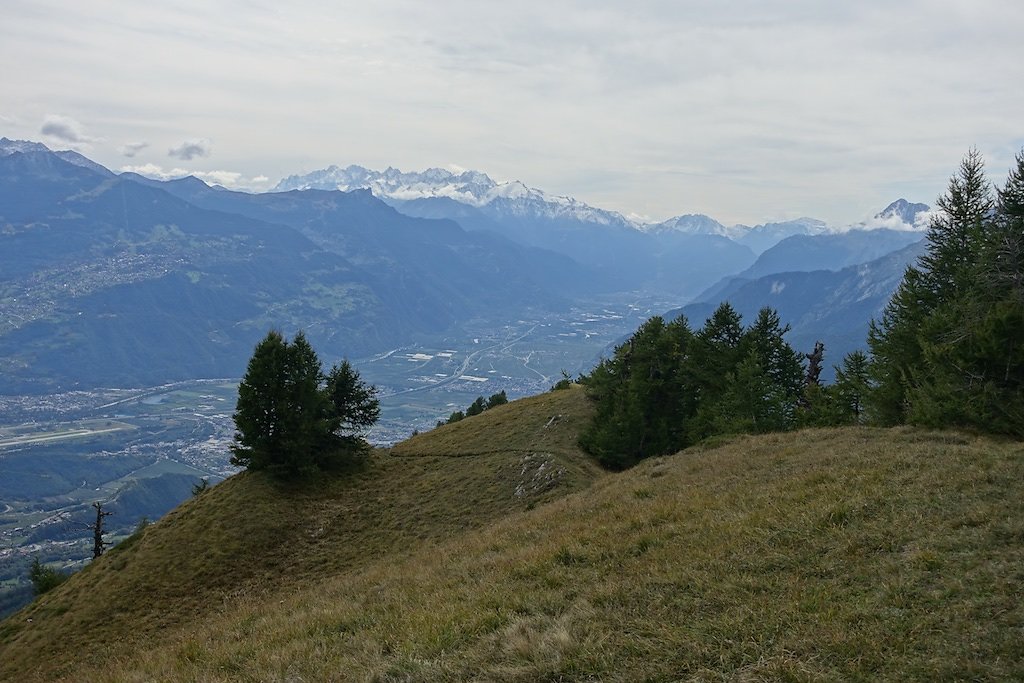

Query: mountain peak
[[0, 137, 52, 155], [271, 164, 636, 229], [874, 198, 931, 227], [646, 213, 733, 237]]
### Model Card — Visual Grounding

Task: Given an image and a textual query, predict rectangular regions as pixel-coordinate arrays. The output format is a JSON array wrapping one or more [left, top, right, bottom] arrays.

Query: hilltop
[[1, 386, 1022, 681]]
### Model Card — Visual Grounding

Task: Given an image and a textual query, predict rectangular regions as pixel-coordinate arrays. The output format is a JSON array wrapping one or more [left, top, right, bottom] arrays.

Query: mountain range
[[0, 141, 585, 392], [1, 137, 932, 392]]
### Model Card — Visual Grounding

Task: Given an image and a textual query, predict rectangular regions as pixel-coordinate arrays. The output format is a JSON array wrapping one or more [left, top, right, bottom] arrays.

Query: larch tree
[[231, 331, 379, 478]]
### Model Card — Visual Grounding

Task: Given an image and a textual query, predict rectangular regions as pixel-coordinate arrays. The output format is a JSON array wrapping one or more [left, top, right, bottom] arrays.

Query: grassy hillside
[[3, 387, 1023, 681], [0, 386, 599, 681]]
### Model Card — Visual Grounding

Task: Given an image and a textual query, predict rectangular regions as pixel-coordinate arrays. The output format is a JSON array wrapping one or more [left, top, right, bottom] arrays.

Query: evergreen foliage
[[578, 315, 694, 469], [550, 370, 574, 391], [231, 331, 380, 478], [579, 305, 808, 469], [867, 150, 1024, 436], [28, 557, 67, 596], [485, 390, 508, 409], [440, 391, 510, 426], [833, 351, 871, 424]]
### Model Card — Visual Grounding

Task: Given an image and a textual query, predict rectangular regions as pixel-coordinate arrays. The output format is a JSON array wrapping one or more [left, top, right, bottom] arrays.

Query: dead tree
[[90, 502, 113, 558], [804, 341, 825, 387]]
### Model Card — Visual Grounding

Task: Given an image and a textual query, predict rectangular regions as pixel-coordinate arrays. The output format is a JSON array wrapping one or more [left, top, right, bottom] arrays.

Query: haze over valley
[[0, 136, 944, 615]]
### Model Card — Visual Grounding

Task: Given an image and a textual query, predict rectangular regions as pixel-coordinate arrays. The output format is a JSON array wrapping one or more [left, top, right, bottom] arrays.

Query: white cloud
[[861, 214, 920, 232], [192, 170, 241, 186], [120, 163, 190, 180], [120, 141, 149, 157], [5, 2, 1024, 224], [913, 209, 942, 230], [168, 138, 211, 160], [40, 114, 96, 146], [119, 163, 267, 190]]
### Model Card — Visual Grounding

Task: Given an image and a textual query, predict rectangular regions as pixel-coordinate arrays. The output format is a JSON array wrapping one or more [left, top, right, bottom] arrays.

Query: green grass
[[1, 389, 1022, 681]]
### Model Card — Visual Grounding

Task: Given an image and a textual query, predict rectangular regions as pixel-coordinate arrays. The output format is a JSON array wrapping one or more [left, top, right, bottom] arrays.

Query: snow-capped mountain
[[274, 164, 637, 229], [0, 137, 50, 155], [273, 164, 935, 263], [867, 198, 932, 230], [644, 213, 744, 239], [0, 137, 113, 177], [730, 217, 833, 255]]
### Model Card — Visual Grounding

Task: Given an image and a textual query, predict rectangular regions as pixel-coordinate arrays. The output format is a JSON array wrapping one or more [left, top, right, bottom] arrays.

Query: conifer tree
[[465, 396, 487, 417], [28, 557, 67, 596], [833, 350, 871, 424], [486, 390, 508, 409], [231, 331, 379, 477], [322, 359, 381, 459], [579, 315, 694, 469], [869, 150, 994, 425], [868, 149, 1024, 435], [687, 303, 744, 441], [919, 148, 994, 300]]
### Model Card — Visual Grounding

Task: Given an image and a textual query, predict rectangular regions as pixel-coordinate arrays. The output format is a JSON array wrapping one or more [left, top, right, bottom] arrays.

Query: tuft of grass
[[3, 412, 1023, 681]]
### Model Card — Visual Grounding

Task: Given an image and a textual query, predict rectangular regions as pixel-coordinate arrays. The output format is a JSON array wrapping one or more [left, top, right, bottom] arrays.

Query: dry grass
[[391, 385, 592, 459], [0, 387, 600, 681], [3, 394, 1023, 681]]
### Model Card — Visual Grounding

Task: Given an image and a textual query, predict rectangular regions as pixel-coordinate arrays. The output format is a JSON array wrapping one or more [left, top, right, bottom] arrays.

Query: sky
[[2, 0, 1022, 226]]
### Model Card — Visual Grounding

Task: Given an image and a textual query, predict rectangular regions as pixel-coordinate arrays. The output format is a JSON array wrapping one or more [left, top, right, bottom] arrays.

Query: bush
[[29, 557, 68, 596]]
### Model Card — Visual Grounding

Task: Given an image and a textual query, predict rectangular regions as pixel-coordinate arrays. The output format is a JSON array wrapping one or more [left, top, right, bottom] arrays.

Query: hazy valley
[[8, 135, 1021, 682]]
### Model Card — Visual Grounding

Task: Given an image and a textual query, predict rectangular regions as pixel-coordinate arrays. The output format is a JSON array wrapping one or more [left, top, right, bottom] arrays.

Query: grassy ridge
[[0, 387, 599, 681], [3, 387, 1023, 681]]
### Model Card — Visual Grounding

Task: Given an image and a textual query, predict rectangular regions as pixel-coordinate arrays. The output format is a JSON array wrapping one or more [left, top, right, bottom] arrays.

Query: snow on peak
[[272, 164, 637, 228], [0, 137, 113, 176], [0, 137, 52, 155], [645, 213, 739, 238], [857, 199, 933, 232]]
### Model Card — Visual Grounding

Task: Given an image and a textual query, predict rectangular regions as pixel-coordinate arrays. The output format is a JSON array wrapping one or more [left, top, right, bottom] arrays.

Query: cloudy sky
[[2, 0, 1022, 225]]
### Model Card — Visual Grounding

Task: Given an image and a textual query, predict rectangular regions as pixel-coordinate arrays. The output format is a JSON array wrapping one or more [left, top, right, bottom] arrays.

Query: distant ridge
[[274, 164, 637, 229], [273, 162, 930, 253]]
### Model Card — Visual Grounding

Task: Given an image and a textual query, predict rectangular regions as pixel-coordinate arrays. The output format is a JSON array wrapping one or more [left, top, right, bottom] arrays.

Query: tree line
[[579, 149, 1023, 469], [576, 305, 869, 469], [438, 391, 508, 426], [868, 149, 1023, 435]]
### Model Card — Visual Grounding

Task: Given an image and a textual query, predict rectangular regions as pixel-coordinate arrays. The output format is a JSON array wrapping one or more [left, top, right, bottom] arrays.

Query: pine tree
[[29, 557, 67, 596], [866, 266, 929, 424], [486, 390, 508, 409], [231, 331, 379, 477], [231, 330, 290, 471], [709, 351, 777, 434], [919, 148, 994, 300], [465, 396, 487, 417], [868, 150, 994, 426], [909, 152, 1024, 434], [833, 350, 871, 424], [687, 303, 744, 441], [321, 359, 381, 460], [867, 149, 1024, 435], [579, 315, 694, 469], [709, 310, 804, 434]]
